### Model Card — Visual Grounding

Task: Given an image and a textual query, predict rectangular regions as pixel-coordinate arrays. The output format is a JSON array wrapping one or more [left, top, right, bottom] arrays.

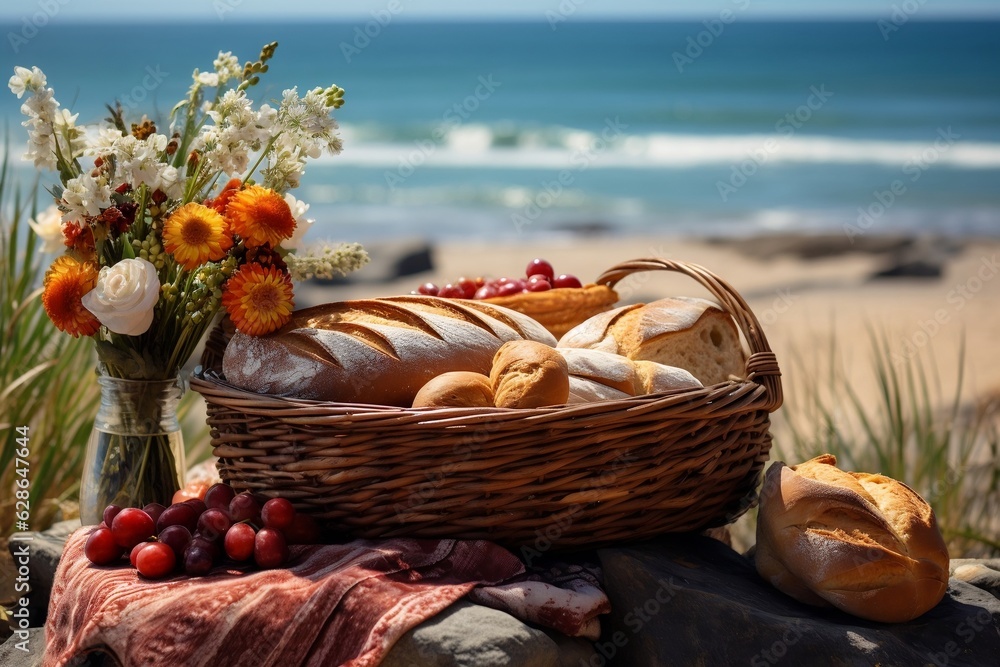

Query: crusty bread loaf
[[554, 348, 702, 400], [557, 297, 745, 386], [755, 454, 950, 623], [566, 376, 632, 404], [483, 283, 620, 339], [222, 296, 556, 406], [491, 340, 569, 409], [412, 371, 494, 408]]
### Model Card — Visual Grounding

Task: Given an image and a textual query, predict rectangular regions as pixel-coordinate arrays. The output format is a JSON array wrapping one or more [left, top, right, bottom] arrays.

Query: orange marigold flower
[[42, 255, 100, 337], [225, 185, 296, 249], [222, 263, 294, 336], [206, 177, 244, 214], [162, 203, 233, 270]]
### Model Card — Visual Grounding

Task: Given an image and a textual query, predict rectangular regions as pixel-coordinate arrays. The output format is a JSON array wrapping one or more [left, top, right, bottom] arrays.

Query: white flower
[[61, 172, 111, 221], [82, 258, 160, 335], [285, 242, 368, 282], [196, 71, 219, 88], [280, 193, 313, 250], [213, 52, 242, 84], [28, 205, 65, 253], [8, 66, 46, 98]]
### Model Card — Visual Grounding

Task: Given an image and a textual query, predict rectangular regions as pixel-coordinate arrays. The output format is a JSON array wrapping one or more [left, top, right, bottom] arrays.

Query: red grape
[[204, 483, 236, 512], [553, 274, 583, 289], [136, 542, 176, 579], [111, 508, 155, 549], [417, 282, 439, 296], [157, 525, 192, 562], [525, 258, 555, 281], [254, 528, 288, 569], [156, 502, 200, 534], [496, 280, 524, 297], [183, 498, 207, 516], [456, 277, 478, 299], [142, 503, 166, 526], [129, 540, 152, 568], [525, 276, 552, 292], [261, 498, 295, 530], [103, 504, 122, 527], [85, 527, 124, 565], [183, 544, 215, 576], [437, 283, 464, 298], [229, 493, 261, 524], [284, 514, 321, 545], [224, 522, 256, 561], [473, 284, 498, 299], [473, 276, 486, 288], [197, 508, 232, 541]]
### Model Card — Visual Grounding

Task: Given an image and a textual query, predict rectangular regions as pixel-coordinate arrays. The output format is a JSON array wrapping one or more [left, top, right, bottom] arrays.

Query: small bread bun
[[567, 376, 632, 404], [631, 360, 702, 394], [491, 340, 570, 408], [412, 371, 494, 408], [555, 348, 639, 395], [558, 297, 745, 386], [755, 454, 950, 623]]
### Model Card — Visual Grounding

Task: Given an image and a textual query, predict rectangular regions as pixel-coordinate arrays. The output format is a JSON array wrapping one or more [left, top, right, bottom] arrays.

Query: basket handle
[[596, 258, 782, 412]]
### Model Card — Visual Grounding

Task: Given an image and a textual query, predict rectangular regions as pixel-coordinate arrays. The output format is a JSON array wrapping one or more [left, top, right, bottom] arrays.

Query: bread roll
[[755, 454, 950, 623], [491, 340, 570, 408], [557, 297, 745, 386], [566, 376, 632, 404], [222, 296, 556, 407], [412, 371, 494, 408]]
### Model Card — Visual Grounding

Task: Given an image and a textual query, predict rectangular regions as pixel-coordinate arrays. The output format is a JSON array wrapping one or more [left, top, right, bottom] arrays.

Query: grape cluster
[[83, 483, 320, 579], [415, 258, 583, 300]]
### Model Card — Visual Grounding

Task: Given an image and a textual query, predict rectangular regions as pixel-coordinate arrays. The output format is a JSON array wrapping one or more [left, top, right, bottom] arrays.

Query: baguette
[[222, 296, 556, 406]]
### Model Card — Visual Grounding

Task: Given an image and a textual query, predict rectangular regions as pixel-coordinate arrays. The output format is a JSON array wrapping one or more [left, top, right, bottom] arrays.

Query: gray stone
[[7, 519, 80, 628], [598, 535, 1000, 667], [382, 600, 594, 667], [951, 559, 1000, 600], [0, 627, 44, 667]]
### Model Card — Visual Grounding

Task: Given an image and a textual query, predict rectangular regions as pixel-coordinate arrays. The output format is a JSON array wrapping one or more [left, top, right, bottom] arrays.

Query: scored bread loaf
[[222, 296, 556, 407], [557, 297, 745, 386], [554, 348, 702, 400], [566, 377, 632, 404], [755, 454, 950, 623], [491, 340, 570, 409]]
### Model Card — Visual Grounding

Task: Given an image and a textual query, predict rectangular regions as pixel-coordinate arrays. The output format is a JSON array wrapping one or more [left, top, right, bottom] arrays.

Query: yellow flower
[[42, 255, 100, 337], [162, 203, 233, 270], [225, 185, 296, 249], [222, 263, 294, 336]]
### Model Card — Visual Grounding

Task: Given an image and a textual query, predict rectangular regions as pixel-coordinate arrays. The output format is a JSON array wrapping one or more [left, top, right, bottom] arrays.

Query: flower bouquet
[[10, 42, 368, 523]]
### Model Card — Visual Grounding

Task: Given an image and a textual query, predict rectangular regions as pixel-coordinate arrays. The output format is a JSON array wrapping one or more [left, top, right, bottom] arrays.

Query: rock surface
[[598, 535, 1000, 667], [381, 600, 595, 667], [951, 559, 1000, 601], [0, 627, 44, 667]]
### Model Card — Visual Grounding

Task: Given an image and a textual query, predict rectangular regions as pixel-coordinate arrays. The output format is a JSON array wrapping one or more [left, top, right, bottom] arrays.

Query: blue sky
[[0, 0, 998, 21]]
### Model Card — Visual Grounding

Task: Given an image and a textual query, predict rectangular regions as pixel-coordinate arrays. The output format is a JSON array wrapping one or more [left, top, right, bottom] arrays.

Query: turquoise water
[[2, 20, 999, 241]]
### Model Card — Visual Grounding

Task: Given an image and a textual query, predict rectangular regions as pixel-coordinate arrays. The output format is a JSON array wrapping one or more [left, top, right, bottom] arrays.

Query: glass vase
[[79, 372, 186, 525]]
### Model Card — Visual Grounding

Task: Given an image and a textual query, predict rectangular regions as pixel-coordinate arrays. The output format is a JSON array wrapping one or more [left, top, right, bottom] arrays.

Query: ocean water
[[2, 20, 999, 242]]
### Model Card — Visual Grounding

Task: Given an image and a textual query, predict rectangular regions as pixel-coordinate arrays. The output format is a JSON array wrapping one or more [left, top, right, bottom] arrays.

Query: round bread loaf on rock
[[755, 454, 950, 623], [221, 296, 556, 407], [557, 296, 745, 386], [490, 340, 570, 409]]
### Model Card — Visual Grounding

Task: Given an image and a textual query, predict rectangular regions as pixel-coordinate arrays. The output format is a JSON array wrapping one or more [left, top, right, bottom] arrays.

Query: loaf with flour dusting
[[222, 296, 556, 406]]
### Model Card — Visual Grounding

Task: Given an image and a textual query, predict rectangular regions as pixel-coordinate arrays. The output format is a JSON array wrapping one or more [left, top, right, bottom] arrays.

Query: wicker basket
[[191, 258, 783, 550]]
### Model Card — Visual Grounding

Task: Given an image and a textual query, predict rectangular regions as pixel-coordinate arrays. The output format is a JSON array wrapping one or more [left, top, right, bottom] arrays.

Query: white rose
[[28, 204, 65, 253], [280, 193, 313, 251], [82, 258, 160, 335]]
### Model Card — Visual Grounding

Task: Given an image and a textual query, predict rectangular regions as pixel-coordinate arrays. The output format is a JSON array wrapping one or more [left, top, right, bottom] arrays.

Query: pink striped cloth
[[43, 527, 608, 667]]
